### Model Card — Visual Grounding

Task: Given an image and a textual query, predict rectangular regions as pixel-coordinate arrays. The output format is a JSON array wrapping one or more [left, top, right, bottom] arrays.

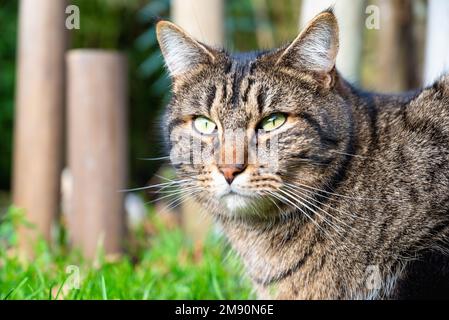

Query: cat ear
[[156, 21, 215, 78], [276, 9, 339, 80]]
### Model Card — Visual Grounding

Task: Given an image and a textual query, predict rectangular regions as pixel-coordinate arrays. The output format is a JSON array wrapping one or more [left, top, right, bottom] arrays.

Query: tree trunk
[[171, 0, 224, 46], [13, 0, 67, 254], [66, 50, 128, 259], [375, 0, 419, 92]]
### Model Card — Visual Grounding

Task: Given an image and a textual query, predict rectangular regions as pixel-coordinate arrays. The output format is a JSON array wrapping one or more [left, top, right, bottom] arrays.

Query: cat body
[[156, 10, 449, 299], [220, 79, 449, 299]]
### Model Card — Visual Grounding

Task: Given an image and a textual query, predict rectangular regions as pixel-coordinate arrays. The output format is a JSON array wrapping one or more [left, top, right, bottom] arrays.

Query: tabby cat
[[155, 9, 449, 299]]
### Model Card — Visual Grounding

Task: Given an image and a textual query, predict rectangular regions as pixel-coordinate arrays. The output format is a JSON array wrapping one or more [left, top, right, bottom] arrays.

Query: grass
[[0, 207, 254, 300]]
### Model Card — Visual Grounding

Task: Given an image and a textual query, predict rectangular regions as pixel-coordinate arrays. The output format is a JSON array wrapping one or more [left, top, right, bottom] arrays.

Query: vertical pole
[[67, 50, 127, 258], [300, 0, 365, 83], [171, 0, 224, 46], [374, 0, 418, 92], [171, 0, 224, 241], [13, 0, 67, 252], [424, 0, 449, 86]]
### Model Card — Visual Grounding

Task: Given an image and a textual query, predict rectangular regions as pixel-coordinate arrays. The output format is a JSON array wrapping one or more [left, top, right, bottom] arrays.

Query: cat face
[[157, 11, 351, 220]]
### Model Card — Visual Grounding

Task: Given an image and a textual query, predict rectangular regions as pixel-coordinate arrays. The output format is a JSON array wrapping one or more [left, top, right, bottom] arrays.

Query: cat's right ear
[[156, 21, 216, 78], [270, 9, 339, 87]]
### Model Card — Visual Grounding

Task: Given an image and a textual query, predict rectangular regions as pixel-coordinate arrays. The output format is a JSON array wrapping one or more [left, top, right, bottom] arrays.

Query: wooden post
[[424, 0, 449, 86], [171, 0, 224, 46], [67, 50, 128, 258], [13, 0, 67, 252], [373, 0, 419, 92], [171, 0, 224, 241], [300, 0, 365, 82]]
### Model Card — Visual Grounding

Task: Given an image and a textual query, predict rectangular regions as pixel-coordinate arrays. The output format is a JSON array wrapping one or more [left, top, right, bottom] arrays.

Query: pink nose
[[219, 164, 246, 184]]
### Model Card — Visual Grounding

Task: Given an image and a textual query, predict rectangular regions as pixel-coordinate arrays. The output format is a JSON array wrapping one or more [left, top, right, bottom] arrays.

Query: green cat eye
[[193, 116, 217, 135], [260, 113, 287, 132]]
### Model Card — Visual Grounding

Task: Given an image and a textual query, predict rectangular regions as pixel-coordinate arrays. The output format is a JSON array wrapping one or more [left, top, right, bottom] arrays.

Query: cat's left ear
[[156, 21, 216, 78], [275, 9, 339, 86]]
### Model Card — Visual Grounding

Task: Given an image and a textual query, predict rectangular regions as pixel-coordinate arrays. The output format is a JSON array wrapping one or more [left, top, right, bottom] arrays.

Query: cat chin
[[221, 194, 252, 213], [219, 193, 273, 218]]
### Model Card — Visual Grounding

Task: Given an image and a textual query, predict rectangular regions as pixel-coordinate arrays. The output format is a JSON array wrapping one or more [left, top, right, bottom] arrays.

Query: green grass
[[0, 207, 253, 300]]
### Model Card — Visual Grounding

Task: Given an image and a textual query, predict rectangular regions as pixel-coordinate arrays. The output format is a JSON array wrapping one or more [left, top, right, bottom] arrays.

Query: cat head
[[156, 10, 352, 221]]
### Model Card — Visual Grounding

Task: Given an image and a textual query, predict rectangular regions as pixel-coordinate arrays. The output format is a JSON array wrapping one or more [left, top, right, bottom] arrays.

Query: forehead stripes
[[242, 78, 255, 104], [168, 53, 276, 132], [205, 85, 217, 111], [221, 52, 266, 111], [228, 60, 253, 109]]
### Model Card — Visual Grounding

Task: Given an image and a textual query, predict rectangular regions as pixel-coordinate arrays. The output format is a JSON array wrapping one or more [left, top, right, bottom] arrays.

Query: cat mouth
[[220, 193, 252, 211], [219, 191, 276, 216], [221, 189, 254, 199], [220, 189, 254, 202], [221, 191, 248, 200], [228, 190, 245, 196]]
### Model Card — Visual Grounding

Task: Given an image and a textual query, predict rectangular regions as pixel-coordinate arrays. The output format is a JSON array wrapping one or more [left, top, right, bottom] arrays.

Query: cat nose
[[219, 164, 247, 185]]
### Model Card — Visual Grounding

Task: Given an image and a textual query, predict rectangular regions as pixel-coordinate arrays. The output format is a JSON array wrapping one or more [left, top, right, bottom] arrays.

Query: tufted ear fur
[[156, 21, 216, 78], [275, 9, 339, 86]]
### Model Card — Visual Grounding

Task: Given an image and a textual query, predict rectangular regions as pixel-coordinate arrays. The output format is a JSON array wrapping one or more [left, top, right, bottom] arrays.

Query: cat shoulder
[[429, 73, 449, 94], [421, 74, 449, 98], [409, 74, 449, 114]]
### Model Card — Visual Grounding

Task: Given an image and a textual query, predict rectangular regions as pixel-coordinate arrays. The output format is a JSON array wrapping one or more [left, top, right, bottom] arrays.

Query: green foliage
[[227, 0, 301, 51], [136, 0, 171, 101], [0, 206, 253, 300], [226, 0, 259, 51], [0, 0, 18, 190], [71, 0, 143, 49]]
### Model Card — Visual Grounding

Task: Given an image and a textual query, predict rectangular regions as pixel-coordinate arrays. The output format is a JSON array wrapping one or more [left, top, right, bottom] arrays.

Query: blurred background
[[0, 0, 449, 299]]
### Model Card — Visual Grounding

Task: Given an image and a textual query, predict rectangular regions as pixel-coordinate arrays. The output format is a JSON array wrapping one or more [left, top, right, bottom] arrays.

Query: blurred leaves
[[136, 0, 171, 101], [0, 0, 18, 190], [226, 0, 301, 51], [71, 0, 143, 49]]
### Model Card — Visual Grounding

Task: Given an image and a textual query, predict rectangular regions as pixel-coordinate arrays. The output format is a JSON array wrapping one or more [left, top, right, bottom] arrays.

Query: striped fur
[[157, 10, 449, 299]]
